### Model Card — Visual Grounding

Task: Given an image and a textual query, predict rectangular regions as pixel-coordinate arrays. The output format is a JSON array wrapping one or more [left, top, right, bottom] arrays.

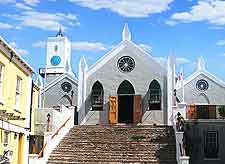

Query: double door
[[109, 95, 142, 124]]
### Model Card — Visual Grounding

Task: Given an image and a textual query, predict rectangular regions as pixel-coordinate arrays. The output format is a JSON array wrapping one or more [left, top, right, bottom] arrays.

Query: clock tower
[[46, 28, 71, 73], [43, 28, 74, 83]]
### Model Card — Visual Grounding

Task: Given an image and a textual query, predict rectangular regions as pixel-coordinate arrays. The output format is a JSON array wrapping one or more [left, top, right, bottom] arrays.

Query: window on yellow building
[[15, 76, 22, 110], [4, 131, 9, 147], [0, 64, 3, 99]]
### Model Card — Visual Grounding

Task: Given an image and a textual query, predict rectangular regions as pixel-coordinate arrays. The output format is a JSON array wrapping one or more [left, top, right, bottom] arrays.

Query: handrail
[[38, 116, 71, 159]]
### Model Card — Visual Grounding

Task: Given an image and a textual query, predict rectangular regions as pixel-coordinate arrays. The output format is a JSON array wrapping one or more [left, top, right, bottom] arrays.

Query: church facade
[[78, 24, 168, 125]]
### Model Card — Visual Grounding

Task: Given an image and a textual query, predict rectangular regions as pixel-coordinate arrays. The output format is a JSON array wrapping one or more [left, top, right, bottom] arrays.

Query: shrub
[[218, 106, 225, 118]]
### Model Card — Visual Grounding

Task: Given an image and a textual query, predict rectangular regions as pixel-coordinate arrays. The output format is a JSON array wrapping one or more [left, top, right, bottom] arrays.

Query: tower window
[[54, 45, 58, 52]]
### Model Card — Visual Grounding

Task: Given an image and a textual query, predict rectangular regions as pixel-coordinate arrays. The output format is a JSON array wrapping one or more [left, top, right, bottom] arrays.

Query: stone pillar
[[180, 156, 190, 164]]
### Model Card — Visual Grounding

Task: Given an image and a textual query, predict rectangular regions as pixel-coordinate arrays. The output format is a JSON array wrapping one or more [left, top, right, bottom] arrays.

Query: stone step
[[48, 161, 177, 164], [47, 125, 177, 164]]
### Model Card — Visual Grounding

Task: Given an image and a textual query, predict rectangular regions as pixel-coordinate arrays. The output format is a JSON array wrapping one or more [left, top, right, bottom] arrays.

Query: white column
[[24, 133, 29, 164], [25, 77, 32, 129], [167, 56, 175, 125], [180, 156, 190, 164]]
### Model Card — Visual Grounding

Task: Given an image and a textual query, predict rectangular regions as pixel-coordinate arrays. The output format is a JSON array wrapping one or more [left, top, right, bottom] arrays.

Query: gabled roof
[[0, 36, 34, 74], [184, 69, 225, 88], [86, 40, 166, 77], [41, 72, 78, 94]]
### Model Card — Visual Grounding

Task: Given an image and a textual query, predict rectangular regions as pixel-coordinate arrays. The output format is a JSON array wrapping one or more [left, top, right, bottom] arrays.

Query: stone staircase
[[47, 125, 177, 164]]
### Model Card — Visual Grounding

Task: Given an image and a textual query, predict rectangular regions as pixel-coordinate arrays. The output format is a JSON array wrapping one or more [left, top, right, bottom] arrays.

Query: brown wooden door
[[109, 96, 118, 124], [133, 95, 142, 123], [187, 105, 197, 119], [208, 105, 216, 119]]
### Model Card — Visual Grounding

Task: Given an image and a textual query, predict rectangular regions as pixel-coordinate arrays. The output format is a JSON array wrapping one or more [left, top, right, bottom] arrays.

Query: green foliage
[[218, 106, 225, 118]]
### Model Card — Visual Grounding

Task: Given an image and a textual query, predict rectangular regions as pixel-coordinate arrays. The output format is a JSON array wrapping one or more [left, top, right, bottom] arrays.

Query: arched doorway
[[117, 80, 135, 123]]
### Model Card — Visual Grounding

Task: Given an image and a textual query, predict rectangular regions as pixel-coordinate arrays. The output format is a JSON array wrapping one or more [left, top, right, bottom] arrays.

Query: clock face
[[61, 82, 72, 93], [117, 56, 135, 73], [51, 55, 61, 66], [196, 79, 209, 91]]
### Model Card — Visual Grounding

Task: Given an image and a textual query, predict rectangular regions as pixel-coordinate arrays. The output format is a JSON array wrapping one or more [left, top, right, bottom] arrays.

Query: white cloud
[[9, 42, 29, 56], [139, 43, 152, 52], [15, 3, 33, 10], [23, 0, 40, 6], [32, 40, 108, 52], [155, 56, 190, 65], [175, 57, 190, 65], [0, 0, 16, 4], [3, 11, 80, 31], [168, 0, 225, 26], [70, 0, 174, 17], [32, 41, 46, 48], [72, 41, 108, 52], [165, 20, 177, 26], [217, 39, 225, 46], [0, 22, 13, 29]]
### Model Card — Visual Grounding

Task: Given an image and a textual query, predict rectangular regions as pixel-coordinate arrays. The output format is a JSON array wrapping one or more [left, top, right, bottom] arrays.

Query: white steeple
[[78, 56, 88, 110], [79, 56, 88, 71], [122, 23, 131, 41], [65, 60, 75, 77], [197, 56, 206, 71]]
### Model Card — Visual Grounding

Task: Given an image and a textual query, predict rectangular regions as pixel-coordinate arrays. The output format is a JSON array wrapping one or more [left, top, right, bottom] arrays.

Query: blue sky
[[0, 0, 225, 80]]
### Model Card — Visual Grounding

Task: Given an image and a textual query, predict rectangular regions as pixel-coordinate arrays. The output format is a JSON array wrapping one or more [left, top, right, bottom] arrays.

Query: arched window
[[117, 80, 135, 95], [91, 81, 104, 110], [149, 80, 161, 110]]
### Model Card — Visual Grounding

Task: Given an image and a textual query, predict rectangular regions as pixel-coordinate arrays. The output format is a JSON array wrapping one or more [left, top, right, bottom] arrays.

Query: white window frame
[[15, 76, 22, 111]]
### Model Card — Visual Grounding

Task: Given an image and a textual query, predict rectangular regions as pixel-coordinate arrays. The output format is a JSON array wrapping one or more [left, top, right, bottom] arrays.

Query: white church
[[32, 24, 225, 164]]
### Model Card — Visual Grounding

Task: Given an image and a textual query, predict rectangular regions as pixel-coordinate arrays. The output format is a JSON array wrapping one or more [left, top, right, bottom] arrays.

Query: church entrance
[[109, 80, 142, 124], [117, 80, 135, 123], [118, 95, 133, 123]]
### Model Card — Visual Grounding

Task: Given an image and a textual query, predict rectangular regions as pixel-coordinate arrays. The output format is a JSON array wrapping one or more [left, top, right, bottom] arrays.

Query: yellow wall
[[0, 46, 32, 164], [0, 50, 31, 127]]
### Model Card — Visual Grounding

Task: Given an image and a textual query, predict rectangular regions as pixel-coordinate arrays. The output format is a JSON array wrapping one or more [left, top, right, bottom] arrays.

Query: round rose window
[[117, 56, 135, 73], [196, 79, 209, 91]]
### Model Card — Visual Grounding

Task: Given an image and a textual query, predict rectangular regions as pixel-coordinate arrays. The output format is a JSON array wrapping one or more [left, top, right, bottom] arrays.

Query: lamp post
[[47, 113, 51, 132]]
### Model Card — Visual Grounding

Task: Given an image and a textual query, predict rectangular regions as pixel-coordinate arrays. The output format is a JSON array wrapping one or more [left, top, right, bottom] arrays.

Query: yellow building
[[0, 36, 34, 164], [29, 82, 44, 156]]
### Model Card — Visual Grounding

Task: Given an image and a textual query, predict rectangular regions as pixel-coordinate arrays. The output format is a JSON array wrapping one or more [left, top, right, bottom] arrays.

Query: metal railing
[[38, 116, 71, 159]]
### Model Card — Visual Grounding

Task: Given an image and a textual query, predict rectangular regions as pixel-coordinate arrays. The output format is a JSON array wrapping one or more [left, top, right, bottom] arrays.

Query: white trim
[[87, 40, 166, 77], [41, 72, 78, 94], [0, 120, 29, 134], [24, 134, 29, 164], [87, 41, 125, 76], [0, 36, 34, 74], [0, 64, 4, 99], [178, 70, 225, 89]]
